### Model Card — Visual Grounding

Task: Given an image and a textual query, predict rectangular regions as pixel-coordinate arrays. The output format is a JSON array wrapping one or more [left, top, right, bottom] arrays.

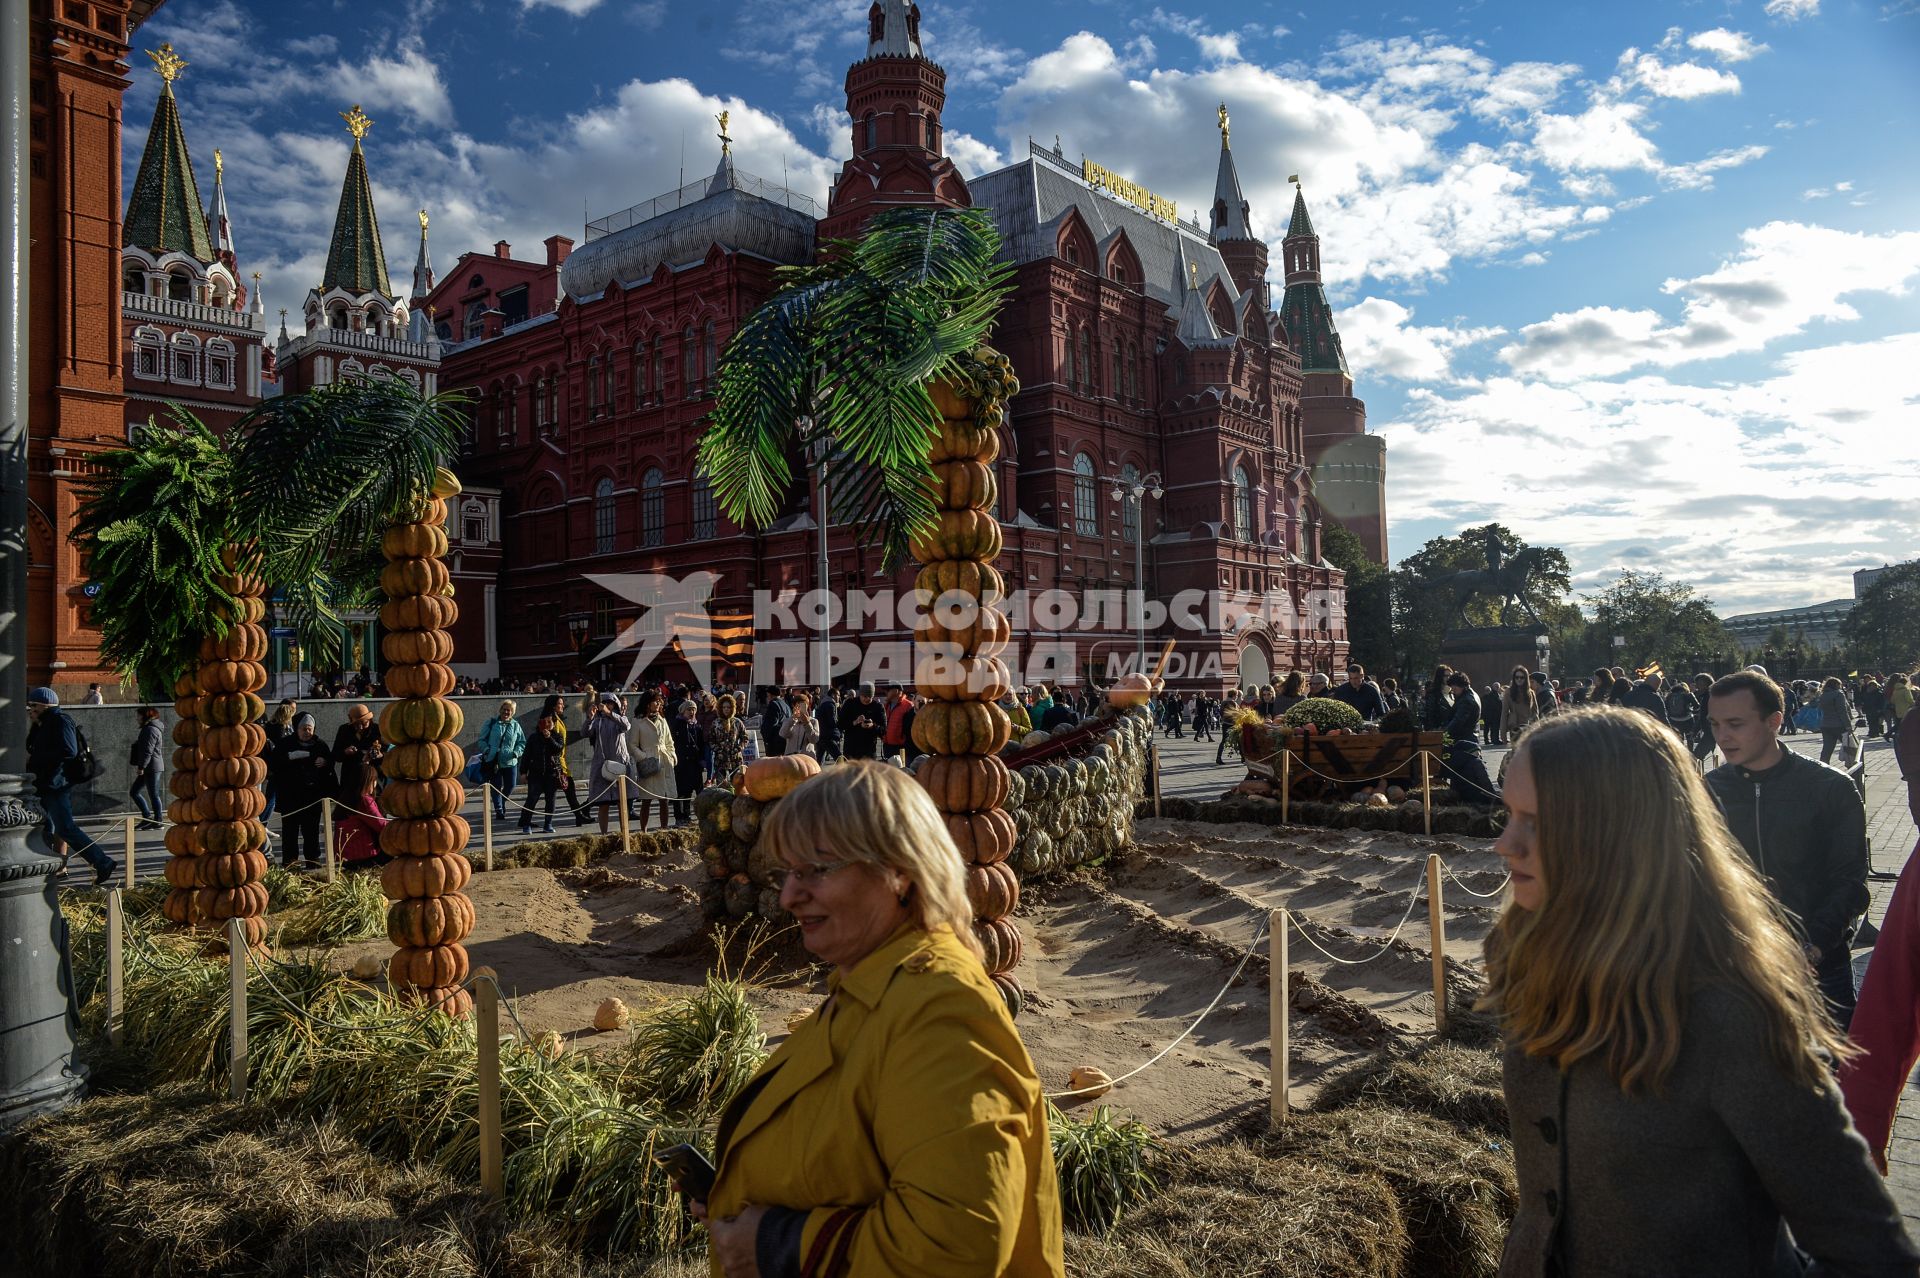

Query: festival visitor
[[1488, 706, 1916, 1276], [332, 702, 384, 804], [269, 712, 333, 869], [518, 709, 565, 835], [1441, 672, 1499, 808], [1480, 682, 1503, 745], [669, 700, 707, 825], [128, 704, 164, 828], [630, 691, 678, 832], [783, 691, 821, 759], [334, 757, 387, 869], [840, 683, 883, 761], [1888, 671, 1914, 732], [25, 687, 116, 882], [1502, 667, 1536, 744], [477, 700, 527, 821], [883, 685, 913, 762], [1706, 671, 1869, 1028], [710, 692, 749, 785], [1332, 663, 1388, 721], [539, 694, 590, 827], [1622, 671, 1672, 727], [1039, 690, 1078, 734], [1819, 676, 1859, 764], [584, 693, 634, 836], [1840, 690, 1920, 1168], [1859, 677, 1889, 742], [260, 698, 298, 819], [758, 688, 791, 758], [1215, 689, 1243, 764], [694, 762, 1065, 1276], [81, 682, 105, 705], [1422, 665, 1454, 731]]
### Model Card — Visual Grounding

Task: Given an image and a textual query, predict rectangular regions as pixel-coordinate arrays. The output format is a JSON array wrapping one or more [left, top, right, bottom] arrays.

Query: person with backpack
[[517, 709, 566, 835], [26, 687, 115, 882], [128, 705, 164, 829], [477, 700, 527, 822]]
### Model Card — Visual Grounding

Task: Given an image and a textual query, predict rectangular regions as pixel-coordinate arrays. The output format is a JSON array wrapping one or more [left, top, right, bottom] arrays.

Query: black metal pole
[[1, 0, 86, 1131]]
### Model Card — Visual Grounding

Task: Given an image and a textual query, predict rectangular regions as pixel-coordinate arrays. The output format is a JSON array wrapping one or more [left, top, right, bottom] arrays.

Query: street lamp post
[[805, 423, 830, 690], [564, 612, 591, 668], [1109, 470, 1163, 672]]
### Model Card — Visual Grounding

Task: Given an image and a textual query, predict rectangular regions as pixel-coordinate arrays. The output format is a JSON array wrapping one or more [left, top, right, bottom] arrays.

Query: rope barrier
[[1438, 860, 1512, 900], [1237, 741, 1449, 787], [1285, 876, 1427, 967], [1044, 910, 1269, 1101]]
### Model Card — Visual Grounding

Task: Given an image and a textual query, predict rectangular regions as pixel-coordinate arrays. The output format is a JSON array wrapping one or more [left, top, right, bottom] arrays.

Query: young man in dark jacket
[[1706, 671, 1868, 1027], [25, 687, 116, 882], [1331, 664, 1388, 721], [1622, 672, 1673, 728], [839, 683, 883, 761], [1440, 672, 1499, 808]]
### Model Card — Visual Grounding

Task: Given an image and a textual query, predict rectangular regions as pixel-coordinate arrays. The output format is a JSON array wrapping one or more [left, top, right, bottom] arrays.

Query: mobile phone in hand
[[654, 1142, 717, 1203]]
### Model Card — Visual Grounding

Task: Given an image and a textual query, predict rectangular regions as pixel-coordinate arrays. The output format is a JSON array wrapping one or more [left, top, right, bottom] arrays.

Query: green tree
[[1389, 524, 1572, 675], [1840, 563, 1920, 672], [1586, 570, 1733, 676], [698, 205, 1014, 568], [1324, 519, 1392, 673]]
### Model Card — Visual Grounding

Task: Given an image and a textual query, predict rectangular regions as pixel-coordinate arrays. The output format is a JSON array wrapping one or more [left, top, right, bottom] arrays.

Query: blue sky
[[127, 0, 1919, 615]]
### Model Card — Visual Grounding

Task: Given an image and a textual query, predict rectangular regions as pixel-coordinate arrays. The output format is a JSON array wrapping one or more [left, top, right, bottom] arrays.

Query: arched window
[[210, 273, 233, 307], [532, 377, 547, 428], [634, 340, 649, 405], [1111, 342, 1124, 400], [1073, 452, 1098, 537], [506, 381, 520, 437], [462, 499, 487, 546], [593, 477, 617, 554], [205, 338, 235, 390], [1063, 332, 1076, 387], [641, 468, 665, 546], [465, 300, 486, 335], [652, 341, 665, 397], [169, 332, 200, 384], [603, 354, 615, 409], [1077, 329, 1092, 395], [703, 321, 718, 391], [587, 355, 601, 416], [864, 112, 877, 151], [398, 368, 421, 390], [1232, 465, 1253, 541], [547, 375, 561, 427], [131, 326, 164, 380], [167, 268, 194, 302], [691, 467, 717, 540], [121, 262, 145, 294], [681, 326, 698, 396], [337, 357, 365, 383], [1120, 464, 1141, 544], [925, 117, 936, 149], [329, 304, 350, 330]]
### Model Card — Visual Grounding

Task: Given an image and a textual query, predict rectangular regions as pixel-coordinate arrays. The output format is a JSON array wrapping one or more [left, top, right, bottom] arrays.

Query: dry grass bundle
[[279, 872, 388, 945], [481, 828, 696, 873], [1311, 1040, 1509, 1135], [1048, 1102, 1161, 1233], [616, 976, 767, 1117]]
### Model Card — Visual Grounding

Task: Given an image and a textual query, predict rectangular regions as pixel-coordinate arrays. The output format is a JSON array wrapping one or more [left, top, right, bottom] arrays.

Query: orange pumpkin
[[990, 972, 1023, 1019], [172, 719, 201, 747], [743, 754, 820, 801], [383, 778, 465, 820], [379, 594, 459, 633], [174, 694, 204, 720], [381, 815, 472, 858], [196, 659, 266, 696], [389, 943, 469, 990], [197, 818, 266, 856], [384, 662, 457, 699], [946, 808, 1017, 866], [168, 772, 199, 801], [380, 557, 451, 598], [381, 628, 455, 667], [933, 459, 998, 512], [976, 917, 1023, 975], [929, 376, 976, 420], [382, 522, 449, 561], [913, 753, 1011, 813], [928, 413, 1000, 465], [379, 697, 464, 744], [199, 691, 265, 728], [192, 880, 269, 922], [172, 746, 199, 772], [914, 559, 1004, 607], [911, 700, 1012, 758], [382, 740, 465, 781], [199, 624, 268, 663], [908, 508, 1003, 564], [404, 496, 449, 528], [162, 891, 193, 926], [381, 851, 473, 900], [173, 673, 199, 699], [402, 985, 474, 1018], [966, 861, 1020, 919], [199, 755, 267, 790], [1105, 672, 1154, 709], [921, 602, 1011, 657], [167, 798, 200, 826], [200, 723, 267, 758], [195, 787, 266, 823], [195, 850, 268, 890], [163, 825, 198, 857], [387, 893, 476, 948], [913, 653, 1011, 703], [163, 856, 200, 888]]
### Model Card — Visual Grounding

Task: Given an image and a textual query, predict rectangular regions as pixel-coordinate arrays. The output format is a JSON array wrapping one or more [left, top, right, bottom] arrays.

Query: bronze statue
[[1433, 542, 1550, 629]]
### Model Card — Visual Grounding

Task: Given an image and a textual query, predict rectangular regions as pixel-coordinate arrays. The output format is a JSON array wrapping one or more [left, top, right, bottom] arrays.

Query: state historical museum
[[439, 1, 1386, 692]]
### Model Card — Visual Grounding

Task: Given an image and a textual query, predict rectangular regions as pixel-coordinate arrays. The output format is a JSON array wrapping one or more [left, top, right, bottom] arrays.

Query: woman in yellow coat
[[699, 761, 1064, 1278]]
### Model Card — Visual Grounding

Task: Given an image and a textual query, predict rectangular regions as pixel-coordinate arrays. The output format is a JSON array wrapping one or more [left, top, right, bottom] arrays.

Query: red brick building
[[442, 0, 1377, 691]]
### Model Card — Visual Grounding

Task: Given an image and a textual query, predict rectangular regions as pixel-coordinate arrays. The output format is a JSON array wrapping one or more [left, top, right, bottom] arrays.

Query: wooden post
[[227, 917, 248, 1102], [1420, 750, 1433, 836], [1150, 742, 1162, 818], [1427, 853, 1448, 1037], [617, 774, 632, 853], [123, 815, 136, 888], [321, 797, 336, 883], [1270, 908, 1289, 1126], [481, 785, 495, 872], [1279, 749, 1292, 824], [475, 967, 504, 1200], [106, 888, 124, 1048]]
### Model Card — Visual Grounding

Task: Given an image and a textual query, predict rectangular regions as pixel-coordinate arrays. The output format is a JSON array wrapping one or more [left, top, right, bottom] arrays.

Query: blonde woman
[[1487, 706, 1916, 1276], [628, 690, 677, 832], [693, 762, 1064, 1276], [1501, 666, 1536, 745], [709, 692, 747, 788]]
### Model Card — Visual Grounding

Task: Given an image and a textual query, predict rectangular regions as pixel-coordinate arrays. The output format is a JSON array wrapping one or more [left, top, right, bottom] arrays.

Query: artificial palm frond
[[69, 408, 241, 698], [699, 205, 1015, 569]]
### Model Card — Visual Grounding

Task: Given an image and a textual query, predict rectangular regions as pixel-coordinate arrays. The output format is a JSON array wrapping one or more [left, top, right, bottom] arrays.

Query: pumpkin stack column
[[190, 549, 271, 949], [908, 348, 1025, 1010], [377, 468, 475, 1018], [160, 671, 203, 926]]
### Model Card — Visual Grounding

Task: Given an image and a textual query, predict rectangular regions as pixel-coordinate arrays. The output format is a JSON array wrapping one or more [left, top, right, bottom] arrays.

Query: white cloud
[[1764, 0, 1821, 19], [1801, 180, 1854, 200], [1661, 143, 1769, 189], [332, 38, 454, 128], [943, 131, 1004, 178], [1623, 51, 1742, 98], [519, 0, 605, 12], [1335, 298, 1503, 382], [1533, 101, 1663, 172], [1498, 220, 1920, 379], [1687, 28, 1768, 62], [1471, 60, 1580, 120]]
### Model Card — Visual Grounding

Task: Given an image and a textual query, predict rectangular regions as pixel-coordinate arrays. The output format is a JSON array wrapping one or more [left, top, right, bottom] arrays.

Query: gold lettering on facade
[[1081, 158, 1179, 224]]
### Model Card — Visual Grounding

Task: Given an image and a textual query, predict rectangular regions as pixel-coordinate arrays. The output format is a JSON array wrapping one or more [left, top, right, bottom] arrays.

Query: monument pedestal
[[1438, 626, 1549, 690]]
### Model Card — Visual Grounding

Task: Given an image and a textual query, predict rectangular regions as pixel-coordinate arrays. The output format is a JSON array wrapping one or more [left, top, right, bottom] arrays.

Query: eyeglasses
[[780, 859, 856, 888]]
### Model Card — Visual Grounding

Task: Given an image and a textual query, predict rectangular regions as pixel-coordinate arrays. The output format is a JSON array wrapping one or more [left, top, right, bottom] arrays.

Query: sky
[[125, 0, 1920, 617]]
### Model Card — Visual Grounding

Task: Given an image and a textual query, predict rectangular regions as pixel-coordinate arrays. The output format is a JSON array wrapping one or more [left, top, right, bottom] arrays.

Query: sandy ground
[[326, 818, 1509, 1141]]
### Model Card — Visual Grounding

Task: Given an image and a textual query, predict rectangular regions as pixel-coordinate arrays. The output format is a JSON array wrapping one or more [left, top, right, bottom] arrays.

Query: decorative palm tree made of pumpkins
[[697, 206, 1030, 1000]]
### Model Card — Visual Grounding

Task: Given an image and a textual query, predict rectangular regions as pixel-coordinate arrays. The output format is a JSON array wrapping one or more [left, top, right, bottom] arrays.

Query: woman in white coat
[[629, 690, 678, 832]]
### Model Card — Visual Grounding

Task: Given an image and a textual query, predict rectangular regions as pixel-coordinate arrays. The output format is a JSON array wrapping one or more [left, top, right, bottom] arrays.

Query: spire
[[250, 270, 264, 316], [1208, 104, 1253, 243], [1286, 181, 1315, 239], [707, 116, 740, 197], [1279, 180, 1347, 375], [1173, 239, 1223, 344], [207, 146, 236, 272], [320, 105, 395, 298], [410, 208, 435, 300], [866, 0, 924, 57], [124, 44, 216, 262]]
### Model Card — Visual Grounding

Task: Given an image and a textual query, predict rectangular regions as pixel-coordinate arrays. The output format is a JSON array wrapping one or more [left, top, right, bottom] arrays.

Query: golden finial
[[1188, 260, 1199, 290], [251, 270, 261, 283], [418, 208, 430, 232], [341, 104, 374, 143], [214, 148, 223, 177], [1218, 102, 1230, 148], [716, 109, 731, 157], [148, 43, 187, 86]]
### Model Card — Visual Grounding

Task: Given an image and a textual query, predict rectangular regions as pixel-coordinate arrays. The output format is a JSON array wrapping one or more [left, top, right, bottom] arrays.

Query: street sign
[[81, 582, 101, 598], [268, 626, 295, 637]]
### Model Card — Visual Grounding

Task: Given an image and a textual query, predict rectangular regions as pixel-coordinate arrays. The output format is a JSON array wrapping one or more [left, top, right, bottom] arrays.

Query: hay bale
[[1311, 1041, 1510, 1136], [1070, 1141, 1408, 1277]]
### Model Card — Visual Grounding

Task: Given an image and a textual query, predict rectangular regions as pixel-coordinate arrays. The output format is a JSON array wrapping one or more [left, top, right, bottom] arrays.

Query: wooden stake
[[617, 774, 632, 853], [1420, 751, 1433, 836], [1427, 853, 1448, 1037], [1150, 742, 1162, 818], [475, 967, 504, 1200], [123, 816, 136, 888], [481, 785, 495, 872], [228, 917, 248, 1102], [321, 797, 336, 883], [1280, 749, 1292, 824], [1271, 908, 1289, 1126], [106, 888, 124, 1048]]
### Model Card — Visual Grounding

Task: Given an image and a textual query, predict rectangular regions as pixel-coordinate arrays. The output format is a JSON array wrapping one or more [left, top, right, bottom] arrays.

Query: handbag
[[636, 756, 662, 779], [600, 759, 629, 781]]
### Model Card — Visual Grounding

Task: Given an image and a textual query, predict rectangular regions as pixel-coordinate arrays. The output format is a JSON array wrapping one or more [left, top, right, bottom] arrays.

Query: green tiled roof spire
[[320, 105, 395, 298], [1287, 184, 1315, 239], [1279, 182, 1348, 375], [123, 44, 215, 263]]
